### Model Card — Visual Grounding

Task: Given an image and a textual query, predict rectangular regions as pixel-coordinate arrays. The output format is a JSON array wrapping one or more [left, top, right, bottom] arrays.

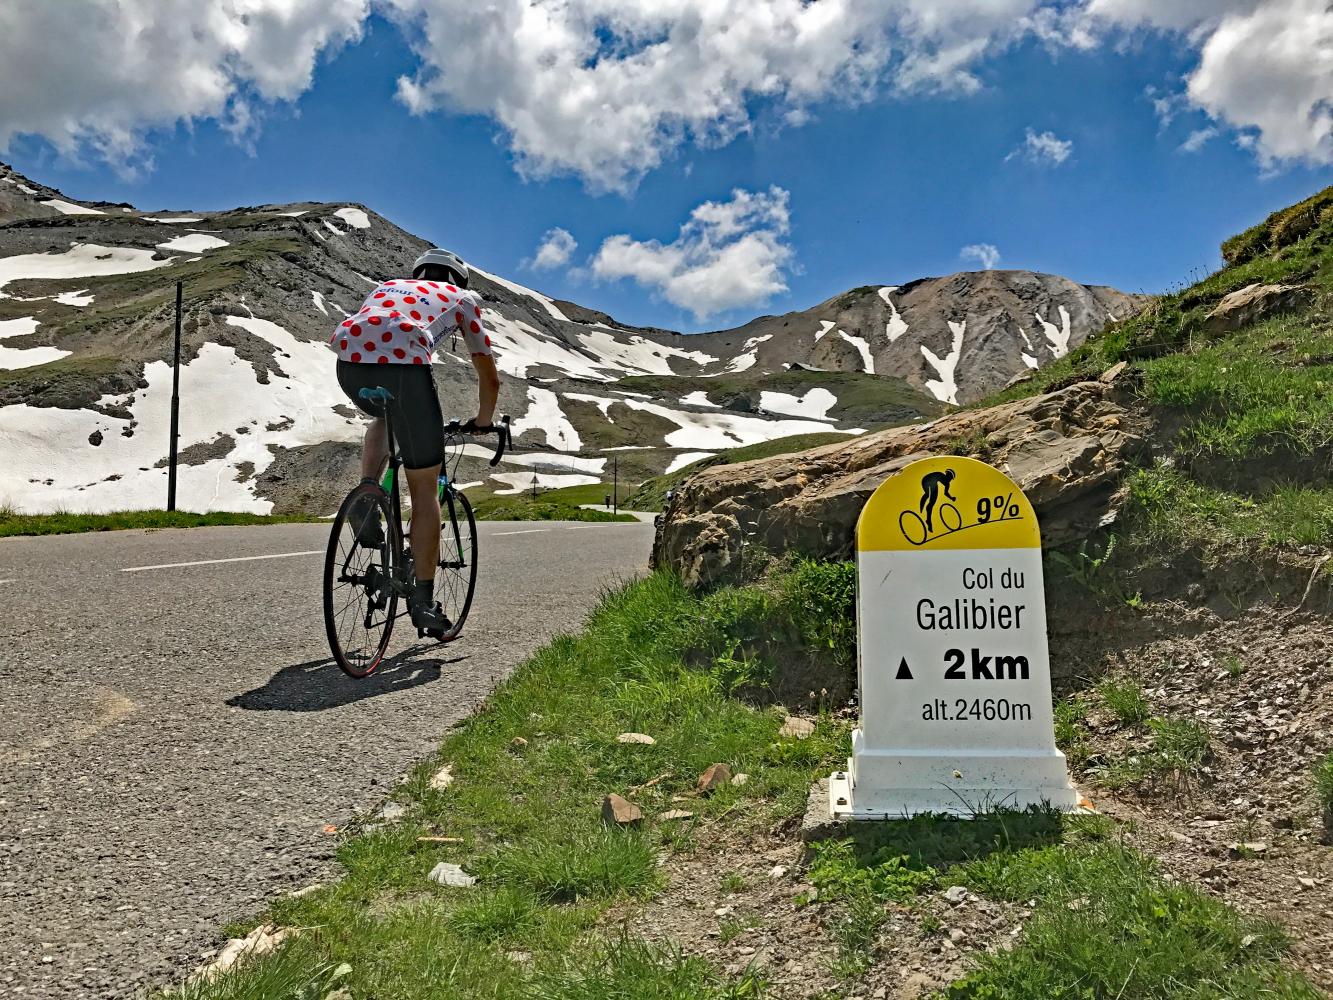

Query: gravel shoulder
[[0, 520, 651, 998]]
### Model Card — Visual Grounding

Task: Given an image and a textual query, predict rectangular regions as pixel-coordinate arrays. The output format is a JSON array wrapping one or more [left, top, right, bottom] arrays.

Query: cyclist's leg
[[404, 464, 442, 586], [361, 417, 389, 481]]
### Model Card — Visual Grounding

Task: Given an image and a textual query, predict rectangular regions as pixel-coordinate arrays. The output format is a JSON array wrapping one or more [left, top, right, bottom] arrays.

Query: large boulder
[[653, 378, 1141, 587], [1204, 282, 1314, 337]]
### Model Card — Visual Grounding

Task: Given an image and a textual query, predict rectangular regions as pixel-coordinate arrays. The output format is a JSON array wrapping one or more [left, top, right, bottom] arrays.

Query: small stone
[[1299, 877, 1317, 889], [602, 793, 644, 826], [770, 865, 788, 879], [510, 737, 528, 749], [948, 928, 965, 943], [714, 905, 734, 917], [617, 732, 656, 745], [427, 862, 476, 888], [731, 772, 750, 786], [1241, 934, 1257, 948], [375, 802, 407, 823], [698, 763, 733, 793], [943, 885, 969, 904], [778, 716, 816, 739], [659, 809, 694, 821], [429, 765, 454, 790]]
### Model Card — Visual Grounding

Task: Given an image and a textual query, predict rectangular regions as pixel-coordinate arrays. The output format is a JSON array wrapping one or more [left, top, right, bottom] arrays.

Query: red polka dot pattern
[[331, 280, 492, 367]]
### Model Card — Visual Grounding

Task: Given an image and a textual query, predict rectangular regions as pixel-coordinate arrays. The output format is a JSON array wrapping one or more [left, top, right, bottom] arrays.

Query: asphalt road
[[0, 520, 653, 998]]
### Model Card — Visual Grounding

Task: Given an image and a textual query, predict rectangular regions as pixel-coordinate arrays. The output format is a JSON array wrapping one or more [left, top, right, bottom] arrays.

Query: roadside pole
[[613, 456, 618, 515], [829, 455, 1081, 818], [166, 281, 182, 511]]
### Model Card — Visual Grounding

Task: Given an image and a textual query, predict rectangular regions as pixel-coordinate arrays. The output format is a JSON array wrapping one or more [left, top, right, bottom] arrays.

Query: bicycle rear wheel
[[324, 482, 401, 677], [434, 488, 478, 641]]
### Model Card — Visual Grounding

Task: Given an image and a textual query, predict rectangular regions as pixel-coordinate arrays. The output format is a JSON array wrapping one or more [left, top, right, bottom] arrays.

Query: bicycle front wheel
[[434, 488, 478, 641], [324, 482, 401, 677]]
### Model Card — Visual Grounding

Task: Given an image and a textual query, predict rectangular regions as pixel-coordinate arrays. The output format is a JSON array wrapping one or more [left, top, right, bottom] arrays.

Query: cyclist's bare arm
[[470, 352, 500, 427]]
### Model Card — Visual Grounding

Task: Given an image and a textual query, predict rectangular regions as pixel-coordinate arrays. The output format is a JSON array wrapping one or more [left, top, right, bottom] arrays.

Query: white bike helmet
[[412, 247, 470, 288]]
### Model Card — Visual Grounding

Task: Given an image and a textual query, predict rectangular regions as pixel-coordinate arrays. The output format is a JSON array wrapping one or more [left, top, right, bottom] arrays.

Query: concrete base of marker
[[830, 728, 1081, 819]]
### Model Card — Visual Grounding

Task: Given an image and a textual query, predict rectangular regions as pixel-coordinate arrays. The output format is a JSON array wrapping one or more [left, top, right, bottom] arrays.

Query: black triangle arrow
[[895, 657, 914, 680]]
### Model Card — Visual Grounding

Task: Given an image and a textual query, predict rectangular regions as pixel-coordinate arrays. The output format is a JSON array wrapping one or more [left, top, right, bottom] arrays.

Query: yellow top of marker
[[857, 455, 1041, 552]]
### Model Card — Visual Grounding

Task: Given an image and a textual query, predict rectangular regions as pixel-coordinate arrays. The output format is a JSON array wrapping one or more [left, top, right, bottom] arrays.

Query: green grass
[[948, 837, 1318, 999], [467, 483, 641, 522], [1314, 753, 1333, 838], [1053, 698, 1092, 768], [0, 507, 319, 537], [628, 432, 854, 511], [1122, 462, 1333, 549], [167, 567, 852, 998], [1102, 717, 1213, 789], [1097, 678, 1151, 726]]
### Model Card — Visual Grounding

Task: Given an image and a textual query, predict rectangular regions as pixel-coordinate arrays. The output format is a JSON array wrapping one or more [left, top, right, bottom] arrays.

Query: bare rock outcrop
[[653, 378, 1142, 587], [1204, 282, 1314, 337]]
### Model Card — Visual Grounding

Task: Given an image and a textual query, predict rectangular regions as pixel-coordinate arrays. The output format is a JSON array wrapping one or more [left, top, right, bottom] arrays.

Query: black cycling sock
[[412, 579, 433, 605]]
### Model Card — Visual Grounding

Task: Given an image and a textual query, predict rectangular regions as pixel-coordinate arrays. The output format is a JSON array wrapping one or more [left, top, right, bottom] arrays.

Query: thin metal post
[[167, 281, 182, 511], [613, 456, 618, 515]]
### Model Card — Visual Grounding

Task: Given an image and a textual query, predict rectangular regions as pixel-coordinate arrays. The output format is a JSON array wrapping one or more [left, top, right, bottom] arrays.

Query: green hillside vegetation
[[469, 483, 638, 522], [981, 187, 1333, 562], [627, 431, 853, 511], [0, 507, 319, 537]]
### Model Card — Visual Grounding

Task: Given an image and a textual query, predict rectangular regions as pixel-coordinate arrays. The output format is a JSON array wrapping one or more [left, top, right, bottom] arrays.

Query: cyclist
[[329, 248, 501, 633]]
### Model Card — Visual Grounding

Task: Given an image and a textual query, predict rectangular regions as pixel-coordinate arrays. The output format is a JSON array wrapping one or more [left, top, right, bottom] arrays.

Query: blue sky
[[4, 3, 1332, 333]]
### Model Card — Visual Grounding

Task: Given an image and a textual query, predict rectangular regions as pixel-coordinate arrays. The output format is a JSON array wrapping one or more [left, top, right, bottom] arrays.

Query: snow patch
[[680, 390, 721, 409], [0, 243, 172, 292], [472, 267, 571, 323], [55, 289, 94, 307], [920, 321, 965, 405], [1017, 325, 1039, 369], [490, 472, 600, 495], [0, 317, 361, 513], [816, 320, 835, 342], [714, 334, 772, 375], [41, 199, 104, 216], [1035, 306, 1073, 359], [158, 233, 228, 253], [353, 271, 378, 287], [334, 207, 371, 229], [322, 220, 343, 237], [512, 386, 582, 451], [666, 451, 715, 474], [838, 330, 875, 374], [759, 388, 838, 421], [0, 317, 70, 369], [576, 328, 716, 374], [311, 290, 328, 316], [485, 313, 614, 382], [143, 216, 203, 224], [879, 286, 910, 342], [614, 397, 851, 450], [278, 210, 309, 217], [2, 178, 39, 195]]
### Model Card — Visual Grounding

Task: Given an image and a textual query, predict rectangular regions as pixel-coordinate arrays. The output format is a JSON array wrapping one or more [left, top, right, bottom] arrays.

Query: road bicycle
[[323, 386, 511, 678], [898, 502, 962, 546]]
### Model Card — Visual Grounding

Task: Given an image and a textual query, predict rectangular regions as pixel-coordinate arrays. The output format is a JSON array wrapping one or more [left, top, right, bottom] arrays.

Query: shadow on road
[[227, 645, 466, 712]]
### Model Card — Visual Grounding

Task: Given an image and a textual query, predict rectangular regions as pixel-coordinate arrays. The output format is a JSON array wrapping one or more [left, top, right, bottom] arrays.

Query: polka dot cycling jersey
[[328, 279, 493, 366]]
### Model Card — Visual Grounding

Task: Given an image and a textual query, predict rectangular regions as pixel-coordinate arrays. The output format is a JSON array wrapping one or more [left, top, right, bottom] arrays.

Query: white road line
[[120, 550, 323, 573], [491, 528, 550, 537], [0, 579, 14, 585]]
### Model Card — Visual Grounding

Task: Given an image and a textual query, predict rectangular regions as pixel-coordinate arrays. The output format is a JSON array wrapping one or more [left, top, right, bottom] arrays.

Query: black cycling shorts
[[336, 361, 445, 469]]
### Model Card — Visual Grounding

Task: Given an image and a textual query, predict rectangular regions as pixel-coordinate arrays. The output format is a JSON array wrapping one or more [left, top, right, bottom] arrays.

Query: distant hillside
[[0, 160, 1143, 514]]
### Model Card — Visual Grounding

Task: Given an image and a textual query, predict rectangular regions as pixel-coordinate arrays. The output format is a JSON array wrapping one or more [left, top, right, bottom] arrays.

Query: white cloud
[[1007, 127, 1073, 166], [960, 243, 1001, 270], [1180, 126, 1218, 153], [526, 227, 577, 271], [590, 186, 793, 320], [3, 0, 1330, 184], [383, 0, 1046, 192], [1080, 0, 1333, 168], [0, 0, 368, 171]]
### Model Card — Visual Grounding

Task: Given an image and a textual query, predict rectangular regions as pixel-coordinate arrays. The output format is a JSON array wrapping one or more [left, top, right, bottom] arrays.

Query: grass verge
[[166, 568, 850, 998], [0, 508, 320, 538], [468, 483, 641, 522]]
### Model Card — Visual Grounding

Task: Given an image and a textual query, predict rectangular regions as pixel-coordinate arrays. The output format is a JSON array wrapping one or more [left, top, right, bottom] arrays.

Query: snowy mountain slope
[[0, 161, 1139, 515]]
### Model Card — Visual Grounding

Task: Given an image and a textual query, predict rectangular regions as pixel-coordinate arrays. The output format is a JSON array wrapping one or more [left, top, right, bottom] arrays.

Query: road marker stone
[[829, 456, 1079, 818]]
